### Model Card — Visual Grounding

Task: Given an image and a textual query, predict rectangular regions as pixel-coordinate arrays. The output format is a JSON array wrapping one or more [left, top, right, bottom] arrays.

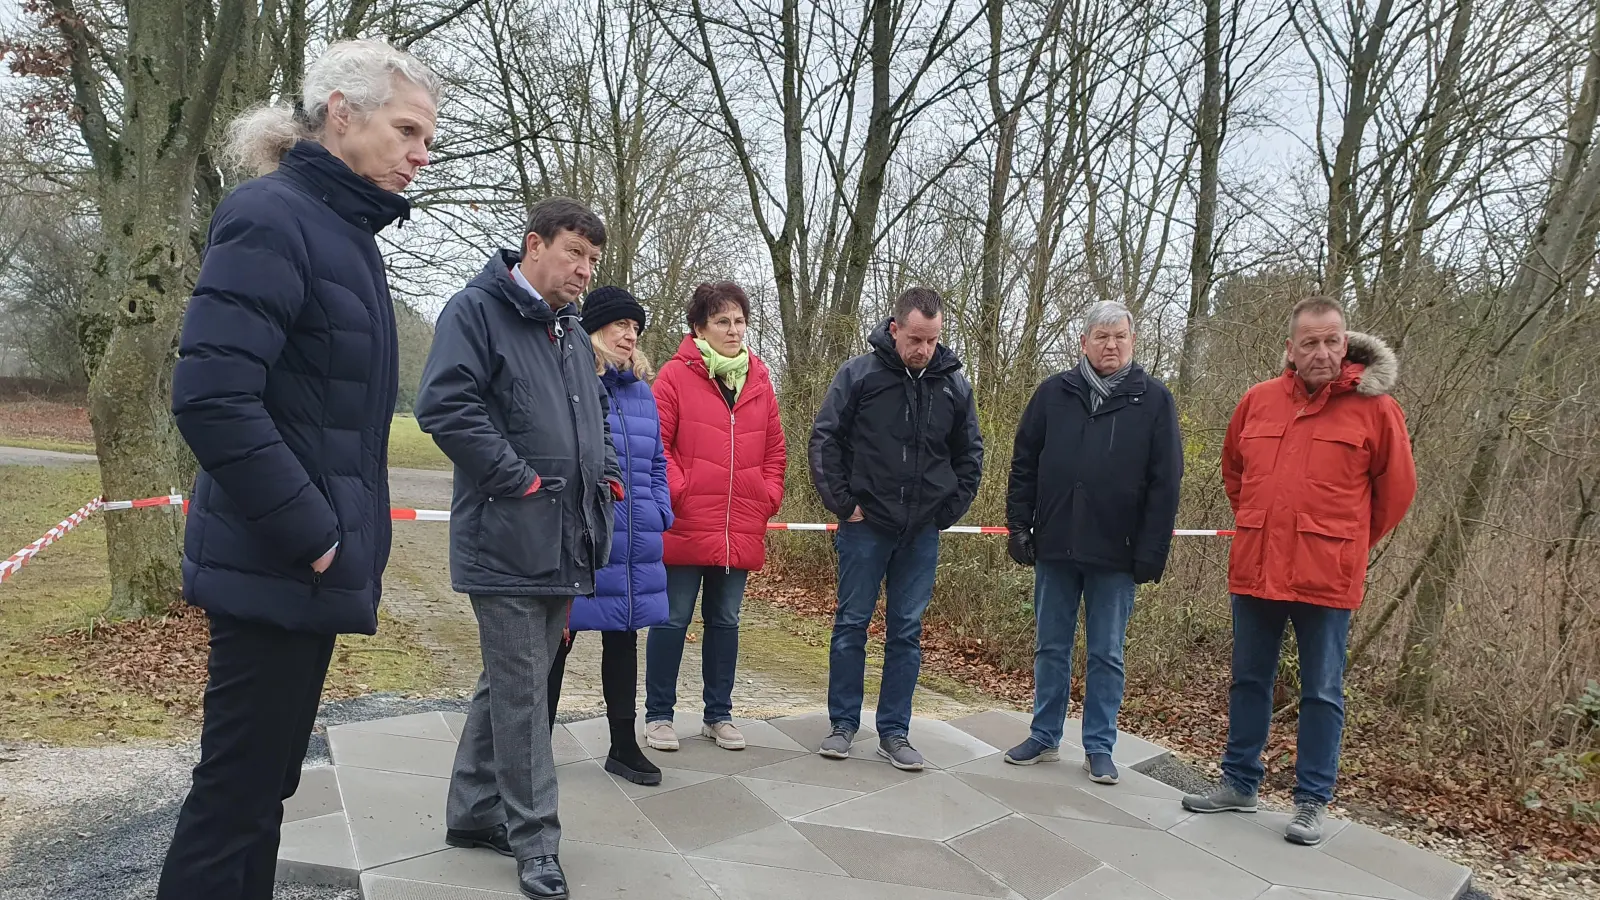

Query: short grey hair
[[222, 40, 442, 176], [1083, 301, 1133, 335]]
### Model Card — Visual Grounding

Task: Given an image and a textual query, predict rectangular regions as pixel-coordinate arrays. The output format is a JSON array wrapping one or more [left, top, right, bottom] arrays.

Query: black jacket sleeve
[[1134, 385, 1184, 573], [414, 294, 539, 497], [171, 193, 339, 568], [943, 372, 985, 524], [1006, 381, 1049, 532], [808, 360, 861, 519]]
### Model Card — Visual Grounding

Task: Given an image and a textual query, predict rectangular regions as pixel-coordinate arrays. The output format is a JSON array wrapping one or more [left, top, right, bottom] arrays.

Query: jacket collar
[[275, 141, 411, 234], [1061, 363, 1148, 397], [1280, 330, 1400, 398], [602, 365, 640, 388], [470, 250, 582, 325], [866, 317, 961, 376]]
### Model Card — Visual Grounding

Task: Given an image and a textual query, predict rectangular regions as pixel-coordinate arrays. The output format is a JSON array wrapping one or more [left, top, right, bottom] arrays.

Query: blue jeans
[[827, 521, 940, 738], [1221, 594, 1352, 804], [1029, 561, 1135, 756], [644, 566, 748, 725]]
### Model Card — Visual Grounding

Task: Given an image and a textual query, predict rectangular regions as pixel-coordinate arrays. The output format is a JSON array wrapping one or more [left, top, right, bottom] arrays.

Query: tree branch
[[398, 0, 484, 49], [48, 0, 115, 176], [184, 0, 251, 158]]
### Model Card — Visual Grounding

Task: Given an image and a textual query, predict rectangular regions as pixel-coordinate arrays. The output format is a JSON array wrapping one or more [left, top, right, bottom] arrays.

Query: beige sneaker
[[701, 721, 746, 750], [644, 720, 679, 751]]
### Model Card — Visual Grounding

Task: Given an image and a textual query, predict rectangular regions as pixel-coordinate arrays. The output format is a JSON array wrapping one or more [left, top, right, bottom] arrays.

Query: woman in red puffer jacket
[[643, 281, 786, 753]]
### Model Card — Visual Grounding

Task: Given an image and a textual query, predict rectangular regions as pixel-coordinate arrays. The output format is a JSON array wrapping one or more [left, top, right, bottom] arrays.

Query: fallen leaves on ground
[[39, 603, 210, 719], [0, 400, 93, 446]]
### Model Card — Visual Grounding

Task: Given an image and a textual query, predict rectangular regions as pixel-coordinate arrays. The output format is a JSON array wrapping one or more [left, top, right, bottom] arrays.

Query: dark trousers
[[548, 628, 639, 729], [156, 613, 336, 900]]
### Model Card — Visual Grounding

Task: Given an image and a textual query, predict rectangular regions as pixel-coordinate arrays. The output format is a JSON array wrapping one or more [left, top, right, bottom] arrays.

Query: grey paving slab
[[364, 848, 517, 893], [285, 766, 343, 823], [550, 724, 588, 767], [440, 711, 466, 741], [951, 752, 1095, 791], [570, 711, 759, 757], [1078, 764, 1186, 800], [793, 823, 1016, 898], [1320, 822, 1473, 900], [554, 759, 673, 853], [338, 712, 457, 744], [643, 735, 806, 775], [687, 821, 849, 875], [636, 775, 783, 852], [367, 842, 719, 899], [1252, 809, 1351, 843], [361, 873, 517, 899], [731, 719, 810, 751], [768, 709, 877, 749], [950, 710, 1038, 754], [744, 750, 927, 793], [735, 776, 863, 818], [796, 771, 1010, 841], [328, 728, 457, 779], [336, 766, 452, 870], [1031, 817, 1269, 900], [879, 717, 1002, 769], [1090, 790, 1194, 830], [957, 773, 1152, 829], [1171, 812, 1428, 900], [690, 857, 1016, 900], [276, 812, 359, 888], [1043, 865, 1170, 900], [949, 815, 1101, 900], [1258, 889, 1400, 900], [607, 764, 722, 800], [1058, 719, 1171, 768]]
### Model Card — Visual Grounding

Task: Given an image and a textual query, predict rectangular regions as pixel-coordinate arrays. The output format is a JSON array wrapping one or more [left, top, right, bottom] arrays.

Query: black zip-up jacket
[[809, 319, 984, 535], [1007, 364, 1183, 579], [415, 251, 621, 597]]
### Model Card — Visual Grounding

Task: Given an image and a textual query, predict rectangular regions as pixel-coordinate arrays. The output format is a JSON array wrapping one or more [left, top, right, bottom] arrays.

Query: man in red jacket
[[1182, 297, 1416, 846]]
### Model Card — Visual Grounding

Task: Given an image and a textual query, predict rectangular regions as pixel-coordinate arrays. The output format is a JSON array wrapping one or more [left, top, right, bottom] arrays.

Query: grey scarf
[[1078, 356, 1132, 412]]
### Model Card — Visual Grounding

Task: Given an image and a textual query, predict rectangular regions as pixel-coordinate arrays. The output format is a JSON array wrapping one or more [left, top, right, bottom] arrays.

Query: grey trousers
[[446, 594, 569, 859]]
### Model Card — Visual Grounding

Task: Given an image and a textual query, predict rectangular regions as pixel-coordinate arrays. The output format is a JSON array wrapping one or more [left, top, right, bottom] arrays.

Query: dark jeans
[[1221, 593, 1352, 804], [156, 613, 335, 900], [644, 566, 748, 724], [549, 628, 638, 729], [1029, 561, 1135, 755], [827, 521, 941, 739]]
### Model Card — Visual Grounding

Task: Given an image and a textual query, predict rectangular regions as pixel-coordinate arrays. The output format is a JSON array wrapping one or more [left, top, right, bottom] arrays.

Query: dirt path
[[383, 467, 983, 722]]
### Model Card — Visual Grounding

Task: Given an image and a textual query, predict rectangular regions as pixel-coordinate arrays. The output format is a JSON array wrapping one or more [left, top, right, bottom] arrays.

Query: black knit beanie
[[581, 286, 648, 334]]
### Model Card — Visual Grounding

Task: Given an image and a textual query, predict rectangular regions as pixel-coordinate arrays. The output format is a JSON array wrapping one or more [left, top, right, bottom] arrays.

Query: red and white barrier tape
[[2, 492, 1235, 586], [0, 497, 105, 584]]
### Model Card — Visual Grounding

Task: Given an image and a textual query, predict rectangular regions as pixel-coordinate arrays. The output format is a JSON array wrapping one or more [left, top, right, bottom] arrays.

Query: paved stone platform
[[277, 708, 1472, 900]]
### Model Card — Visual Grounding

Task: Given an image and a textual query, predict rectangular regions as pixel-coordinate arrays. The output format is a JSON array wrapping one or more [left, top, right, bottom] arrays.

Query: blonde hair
[[590, 332, 654, 381], [222, 40, 442, 176]]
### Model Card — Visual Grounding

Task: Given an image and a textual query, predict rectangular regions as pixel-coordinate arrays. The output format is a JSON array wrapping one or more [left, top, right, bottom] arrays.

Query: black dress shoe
[[519, 855, 567, 900], [445, 824, 513, 857]]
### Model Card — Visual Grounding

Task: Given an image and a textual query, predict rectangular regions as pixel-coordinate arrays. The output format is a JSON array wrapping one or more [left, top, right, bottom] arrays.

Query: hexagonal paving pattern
[[278, 709, 1473, 900]]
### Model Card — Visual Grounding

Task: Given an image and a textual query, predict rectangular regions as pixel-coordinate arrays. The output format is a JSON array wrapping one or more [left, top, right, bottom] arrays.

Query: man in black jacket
[[1004, 300, 1183, 785], [415, 198, 621, 900], [809, 287, 984, 771]]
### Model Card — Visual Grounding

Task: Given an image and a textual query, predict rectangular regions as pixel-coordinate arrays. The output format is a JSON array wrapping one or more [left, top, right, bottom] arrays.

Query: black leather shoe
[[445, 824, 513, 857], [519, 855, 568, 900]]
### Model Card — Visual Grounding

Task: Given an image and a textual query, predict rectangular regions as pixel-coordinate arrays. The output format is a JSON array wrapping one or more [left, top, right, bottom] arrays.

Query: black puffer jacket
[[1007, 364, 1183, 579], [809, 319, 984, 535], [415, 251, 621, 598], [172, 141, 405, 636]]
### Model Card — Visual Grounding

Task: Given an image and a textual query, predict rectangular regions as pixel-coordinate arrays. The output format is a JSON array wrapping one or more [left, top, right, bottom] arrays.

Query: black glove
[[1132, 559, 1163, 584], [1007, 529, 1036, 567]]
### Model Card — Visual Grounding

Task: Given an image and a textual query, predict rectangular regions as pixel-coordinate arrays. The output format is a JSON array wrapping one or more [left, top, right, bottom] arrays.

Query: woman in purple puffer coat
[[548, 286, 672, 786]]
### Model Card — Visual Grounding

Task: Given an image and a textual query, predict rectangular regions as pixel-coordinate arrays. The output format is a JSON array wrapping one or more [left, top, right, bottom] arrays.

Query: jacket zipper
[[1108, 416, 1116, 454], [616, 382, 635, 631], [725, 404, 736, 574]]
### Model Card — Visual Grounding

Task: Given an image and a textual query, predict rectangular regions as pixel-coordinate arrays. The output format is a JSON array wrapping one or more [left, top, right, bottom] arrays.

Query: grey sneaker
[[1083, 752, 1119, 784], [877, 734, 924, 771], [1284, 801, 1328, 845], [1181, 782, 1259, 813], [819, 725, 856, 759], [1004, 738, 1060, 766]]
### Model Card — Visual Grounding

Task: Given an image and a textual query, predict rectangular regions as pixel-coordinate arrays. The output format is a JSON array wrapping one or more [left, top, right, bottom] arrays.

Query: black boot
[[603, 718, 662, 786]]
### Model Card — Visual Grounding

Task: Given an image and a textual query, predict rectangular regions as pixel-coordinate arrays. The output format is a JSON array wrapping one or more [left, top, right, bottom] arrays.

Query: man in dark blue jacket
[[415, 197, 620, 900], [1003, 300, 1183, 785], [809, 287, 984, 771]]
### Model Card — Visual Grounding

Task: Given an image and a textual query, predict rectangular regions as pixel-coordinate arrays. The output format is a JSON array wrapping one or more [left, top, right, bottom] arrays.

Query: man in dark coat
[[809, 287, 984, 771], [161, 39, 437, 900], [415, 197, 621, 900], [1004, 300, 1183, 785]]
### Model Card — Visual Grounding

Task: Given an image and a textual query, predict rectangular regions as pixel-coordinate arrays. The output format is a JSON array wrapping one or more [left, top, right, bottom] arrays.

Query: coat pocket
[[477, 485, 564, 579], [1288, 512, 1361, 599], [1308, 427, 1368, 486], [1228, 506, 1269, 585]]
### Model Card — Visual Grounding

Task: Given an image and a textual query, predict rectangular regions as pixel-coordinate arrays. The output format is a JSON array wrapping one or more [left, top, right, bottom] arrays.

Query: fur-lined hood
[[1281, 331, 1398, 397]]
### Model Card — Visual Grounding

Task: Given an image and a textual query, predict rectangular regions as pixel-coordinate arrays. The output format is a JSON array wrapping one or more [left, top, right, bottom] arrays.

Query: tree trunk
[[1179, 0, 1223, 396]]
